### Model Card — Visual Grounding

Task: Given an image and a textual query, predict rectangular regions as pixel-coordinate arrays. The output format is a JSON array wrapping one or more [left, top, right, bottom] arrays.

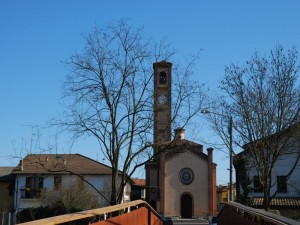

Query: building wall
[[0, 181, 13, 211], [147, 167, 159, 207], [246, 152, 300, 198], [164, 151, 209, 217], [239, 141, 300, 198], [221, 190, 228, 203], [14, 174, 128, 213], [270, 151, 300, 197]]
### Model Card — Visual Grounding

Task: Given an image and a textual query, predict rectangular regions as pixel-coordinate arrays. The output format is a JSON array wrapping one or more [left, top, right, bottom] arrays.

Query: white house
[[12, 154, 131, 219], [237, 149, 300, 197], [235, 126, 300, 219]]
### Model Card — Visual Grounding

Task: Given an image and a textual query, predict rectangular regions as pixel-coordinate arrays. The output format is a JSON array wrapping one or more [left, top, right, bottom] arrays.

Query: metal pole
[[201, 109, 233, 201], [229, 116, 233, 201]]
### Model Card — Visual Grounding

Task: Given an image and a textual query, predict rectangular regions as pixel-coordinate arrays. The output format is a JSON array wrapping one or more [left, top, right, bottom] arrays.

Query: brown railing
[[17, 200, 163, 225], [218, 201, 300, 225]]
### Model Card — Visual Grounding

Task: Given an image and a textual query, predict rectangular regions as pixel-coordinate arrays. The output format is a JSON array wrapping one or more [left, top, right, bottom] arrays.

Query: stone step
[[172, 218, 209, 224]]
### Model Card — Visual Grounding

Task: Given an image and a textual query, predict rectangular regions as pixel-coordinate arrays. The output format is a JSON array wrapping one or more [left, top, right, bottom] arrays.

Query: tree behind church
[[214, 45, 300, 210], [59, 19, 206, 205]]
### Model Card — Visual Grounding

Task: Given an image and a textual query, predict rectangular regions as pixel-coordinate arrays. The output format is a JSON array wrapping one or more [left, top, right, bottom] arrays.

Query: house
[[11, 154, 131, 220], [130, 178, 146, 201], [217, 184, 236, 211], [0, 167, 14, 224], [145, 61, 217, 218], [235, 124, 300, 219]]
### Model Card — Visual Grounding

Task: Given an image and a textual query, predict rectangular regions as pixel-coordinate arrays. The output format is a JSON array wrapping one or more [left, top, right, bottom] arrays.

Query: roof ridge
[[12, 153, 125, 175]]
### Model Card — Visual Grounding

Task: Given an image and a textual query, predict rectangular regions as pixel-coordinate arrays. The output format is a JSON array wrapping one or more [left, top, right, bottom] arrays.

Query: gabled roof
[[12, 154, 118, 175], [156, 139, 203, 148], [238, 122, 300, 157], [0, 167, 14, 181], [160, 139, 210, 162]]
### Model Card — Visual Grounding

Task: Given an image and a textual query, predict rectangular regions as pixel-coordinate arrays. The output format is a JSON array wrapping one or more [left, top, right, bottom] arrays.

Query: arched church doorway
[[181, 193, 193, 218]]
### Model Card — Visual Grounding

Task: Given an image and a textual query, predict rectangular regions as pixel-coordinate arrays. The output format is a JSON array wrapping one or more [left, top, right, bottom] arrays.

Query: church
[[145, 61, 217, 218]]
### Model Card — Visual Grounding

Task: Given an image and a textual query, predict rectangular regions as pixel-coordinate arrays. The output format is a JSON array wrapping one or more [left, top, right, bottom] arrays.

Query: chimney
[[20, 160, 24, 171], [174, 128, 185, 140], [207, 147, 213, 164]]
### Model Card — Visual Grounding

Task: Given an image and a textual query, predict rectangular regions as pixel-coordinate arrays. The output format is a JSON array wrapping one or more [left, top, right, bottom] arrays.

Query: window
[[159, 71, 167, 85], [277, 176, 287, 193], [253, 176, 263, 193], [23, 176, 44, 198], [179, 168, 194, 185], [141, 189, 145, 199], [54, 176, 62, 190]]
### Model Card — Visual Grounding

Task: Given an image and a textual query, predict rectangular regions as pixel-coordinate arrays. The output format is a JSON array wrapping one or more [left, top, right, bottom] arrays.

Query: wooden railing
[[17, 200, 162, 225], [218, 201, 300, 225]]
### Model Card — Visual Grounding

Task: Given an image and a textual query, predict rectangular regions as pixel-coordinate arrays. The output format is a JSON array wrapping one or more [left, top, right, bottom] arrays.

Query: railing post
[[148, 207, 151, 225], [8, 212, 11, 225]]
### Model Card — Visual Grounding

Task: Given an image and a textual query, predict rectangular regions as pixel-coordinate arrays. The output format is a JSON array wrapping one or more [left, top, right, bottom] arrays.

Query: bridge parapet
[[218, 201, 300, 225], [17, 200, 162, 225]]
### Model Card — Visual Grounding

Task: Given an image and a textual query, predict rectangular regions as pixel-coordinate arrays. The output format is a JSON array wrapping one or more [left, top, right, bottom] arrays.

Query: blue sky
[[1, 0, 300, 184]]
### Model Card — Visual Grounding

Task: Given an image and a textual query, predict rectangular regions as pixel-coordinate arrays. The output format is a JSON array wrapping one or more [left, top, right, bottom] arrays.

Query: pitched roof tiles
[[12, 154, 117, 175], [253, 198, 300, 208]]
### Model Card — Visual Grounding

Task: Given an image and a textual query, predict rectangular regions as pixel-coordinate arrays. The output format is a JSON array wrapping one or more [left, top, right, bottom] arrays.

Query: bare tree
[[58, 20, 206, 205], [207, 45, 300, 210], [43, 181, 101, 212]]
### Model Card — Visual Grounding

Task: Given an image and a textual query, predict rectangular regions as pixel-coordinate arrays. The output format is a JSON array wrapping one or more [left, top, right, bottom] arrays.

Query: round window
[[179, 168, 194, 185]]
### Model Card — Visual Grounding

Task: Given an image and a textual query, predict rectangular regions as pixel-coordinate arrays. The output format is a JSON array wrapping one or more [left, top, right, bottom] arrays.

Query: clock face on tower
[[158, 94, 168, 105]]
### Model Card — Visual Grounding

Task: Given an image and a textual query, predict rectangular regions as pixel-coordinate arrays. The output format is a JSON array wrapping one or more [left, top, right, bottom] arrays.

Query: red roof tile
[[132, 178, 146, 186], [252, 198, 300, 208]]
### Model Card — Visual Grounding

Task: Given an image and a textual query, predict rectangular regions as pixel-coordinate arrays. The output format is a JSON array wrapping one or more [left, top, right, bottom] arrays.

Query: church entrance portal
[[181, 193, 193, 218]]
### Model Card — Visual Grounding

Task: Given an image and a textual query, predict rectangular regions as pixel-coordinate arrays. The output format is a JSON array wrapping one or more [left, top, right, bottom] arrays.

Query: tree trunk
[[263, 176, 271, 211], [110, 167, 118, 205]]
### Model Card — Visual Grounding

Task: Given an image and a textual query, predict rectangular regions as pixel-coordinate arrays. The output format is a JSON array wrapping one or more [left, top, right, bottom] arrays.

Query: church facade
[[145, 61, 217, 218]]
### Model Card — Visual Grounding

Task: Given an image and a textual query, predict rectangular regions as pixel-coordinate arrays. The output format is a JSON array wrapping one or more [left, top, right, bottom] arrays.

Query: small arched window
[[159, 71, 167, 85]]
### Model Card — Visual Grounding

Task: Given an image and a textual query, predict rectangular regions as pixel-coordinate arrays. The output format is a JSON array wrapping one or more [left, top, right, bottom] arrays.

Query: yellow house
[[217, 184, 236, 211], [218, 186, 229, 203]]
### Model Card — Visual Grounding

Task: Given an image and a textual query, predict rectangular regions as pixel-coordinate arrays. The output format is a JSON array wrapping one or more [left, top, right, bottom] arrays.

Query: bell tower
[[153, 61, 172, 144], [147, 61, 217, 217]]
